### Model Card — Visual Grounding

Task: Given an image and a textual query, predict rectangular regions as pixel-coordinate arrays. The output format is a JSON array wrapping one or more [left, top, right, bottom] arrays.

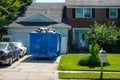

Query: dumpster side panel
[[30, 32, 60, 59]]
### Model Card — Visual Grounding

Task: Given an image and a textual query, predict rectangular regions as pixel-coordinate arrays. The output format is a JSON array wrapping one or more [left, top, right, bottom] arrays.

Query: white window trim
[[109, 8, 118, 18], [75, 8, 92, 18], [72, 28, 89, 44]]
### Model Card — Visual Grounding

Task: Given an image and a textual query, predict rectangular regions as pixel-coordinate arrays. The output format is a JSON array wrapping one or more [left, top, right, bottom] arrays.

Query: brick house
[[4, 0, 120, 53], [65, 0, 120, 52]]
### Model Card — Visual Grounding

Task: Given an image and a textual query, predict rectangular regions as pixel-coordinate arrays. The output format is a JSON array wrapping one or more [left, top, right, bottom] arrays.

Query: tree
[[88, 21, 120, 52], [78, 21, 120, 67], [0, 0, 32, 40], [79, 26, 101, 67]]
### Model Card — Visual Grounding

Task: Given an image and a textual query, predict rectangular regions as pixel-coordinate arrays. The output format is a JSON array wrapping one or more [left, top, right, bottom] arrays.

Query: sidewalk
[[58, 70, 120, 80], [58, 70, 120, 73]]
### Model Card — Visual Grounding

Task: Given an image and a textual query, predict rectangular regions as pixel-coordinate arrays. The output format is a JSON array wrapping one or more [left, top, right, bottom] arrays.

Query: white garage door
[[13, 32, 29, 49]]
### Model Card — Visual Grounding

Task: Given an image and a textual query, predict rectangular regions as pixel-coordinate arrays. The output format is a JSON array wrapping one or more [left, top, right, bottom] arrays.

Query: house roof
[[4, 22, 71, 29], [17, 12, 58, 23], [33, 0, 65, 3], [18, 3, 64, 22], [5, 3, 71, 29], [66, 0, 120, 7]]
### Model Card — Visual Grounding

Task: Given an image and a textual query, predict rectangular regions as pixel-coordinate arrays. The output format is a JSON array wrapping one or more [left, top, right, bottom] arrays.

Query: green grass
[[59, 72, 120, 79], [58, 54, 120, 71]]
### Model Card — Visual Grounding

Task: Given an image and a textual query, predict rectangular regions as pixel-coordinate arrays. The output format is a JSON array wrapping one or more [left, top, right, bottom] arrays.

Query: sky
[[33, 0, 65, 3]]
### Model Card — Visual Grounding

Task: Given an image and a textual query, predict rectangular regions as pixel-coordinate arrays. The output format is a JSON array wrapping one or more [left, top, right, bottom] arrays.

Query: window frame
[[109, 8, 118, 18], [75, 8, 92, 18]]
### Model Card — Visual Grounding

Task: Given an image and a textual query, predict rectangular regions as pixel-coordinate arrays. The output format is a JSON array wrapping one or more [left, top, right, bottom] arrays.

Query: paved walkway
[[58, 70, 120, 73], [0, 55, 61, 80]]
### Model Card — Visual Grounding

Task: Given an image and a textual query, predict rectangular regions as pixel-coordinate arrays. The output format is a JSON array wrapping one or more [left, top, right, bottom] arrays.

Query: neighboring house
[[3, 0, 120, 53], [4, 2, 71, 54], [65, 0, 120, 52]]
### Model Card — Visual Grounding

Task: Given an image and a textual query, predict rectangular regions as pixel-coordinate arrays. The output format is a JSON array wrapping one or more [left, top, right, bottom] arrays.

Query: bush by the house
[[79, 35, 110, 67], [79, 43, 101, 67], [87, 21, 120, 53]]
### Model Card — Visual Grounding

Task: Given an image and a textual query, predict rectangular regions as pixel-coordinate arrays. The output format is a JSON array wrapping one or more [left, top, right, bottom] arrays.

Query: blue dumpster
[[30, 30, 60, 59]]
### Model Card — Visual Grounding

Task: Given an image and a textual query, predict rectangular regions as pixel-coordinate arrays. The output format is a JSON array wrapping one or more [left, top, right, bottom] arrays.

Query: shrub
[[78, 55, 110, 67], [78, 55, 100, 67], [79, 43, 110, 67], [78, 56, 89, 66], [89, 43, 100, 57]]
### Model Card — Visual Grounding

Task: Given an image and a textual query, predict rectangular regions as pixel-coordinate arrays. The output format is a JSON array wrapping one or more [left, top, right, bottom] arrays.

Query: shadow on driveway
[[22, 55, 58, 63], [0, 64, 9, 69]]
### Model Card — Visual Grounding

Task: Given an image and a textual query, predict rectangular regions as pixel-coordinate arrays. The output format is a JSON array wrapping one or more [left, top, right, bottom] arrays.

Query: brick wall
[[66, 8, 120, 52], [66, 8, 120, 28]]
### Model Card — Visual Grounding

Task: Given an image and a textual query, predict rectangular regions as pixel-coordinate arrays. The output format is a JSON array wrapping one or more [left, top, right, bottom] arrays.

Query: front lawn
[[59, 72, 120, 79], [58, 54, 120, 71]]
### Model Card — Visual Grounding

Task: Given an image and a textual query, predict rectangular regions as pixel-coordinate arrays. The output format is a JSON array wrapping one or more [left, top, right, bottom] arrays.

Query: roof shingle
[[5, 3, 71, 28], [18, 3, 64, 22], [66, 0, 120, 7]]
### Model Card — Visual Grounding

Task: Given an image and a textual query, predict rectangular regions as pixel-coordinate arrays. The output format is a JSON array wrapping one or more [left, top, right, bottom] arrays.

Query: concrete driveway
[[0, 55, 60, 80]]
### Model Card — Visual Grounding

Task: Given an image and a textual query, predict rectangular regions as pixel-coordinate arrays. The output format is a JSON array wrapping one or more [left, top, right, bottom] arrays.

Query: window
[[109, 8, 118, 18], [8, 44, 12, 50], [75, 8, 92, 18], [2, 35, 12, 42]]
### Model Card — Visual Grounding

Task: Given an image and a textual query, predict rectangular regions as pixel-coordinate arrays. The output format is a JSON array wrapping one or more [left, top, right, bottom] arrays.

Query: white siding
[[60, 37, 68, 53], [8, 27, 69, 54], [54, 28, 69, 53], [13, 32, 29, 46], [8, 28, 35, 53]]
